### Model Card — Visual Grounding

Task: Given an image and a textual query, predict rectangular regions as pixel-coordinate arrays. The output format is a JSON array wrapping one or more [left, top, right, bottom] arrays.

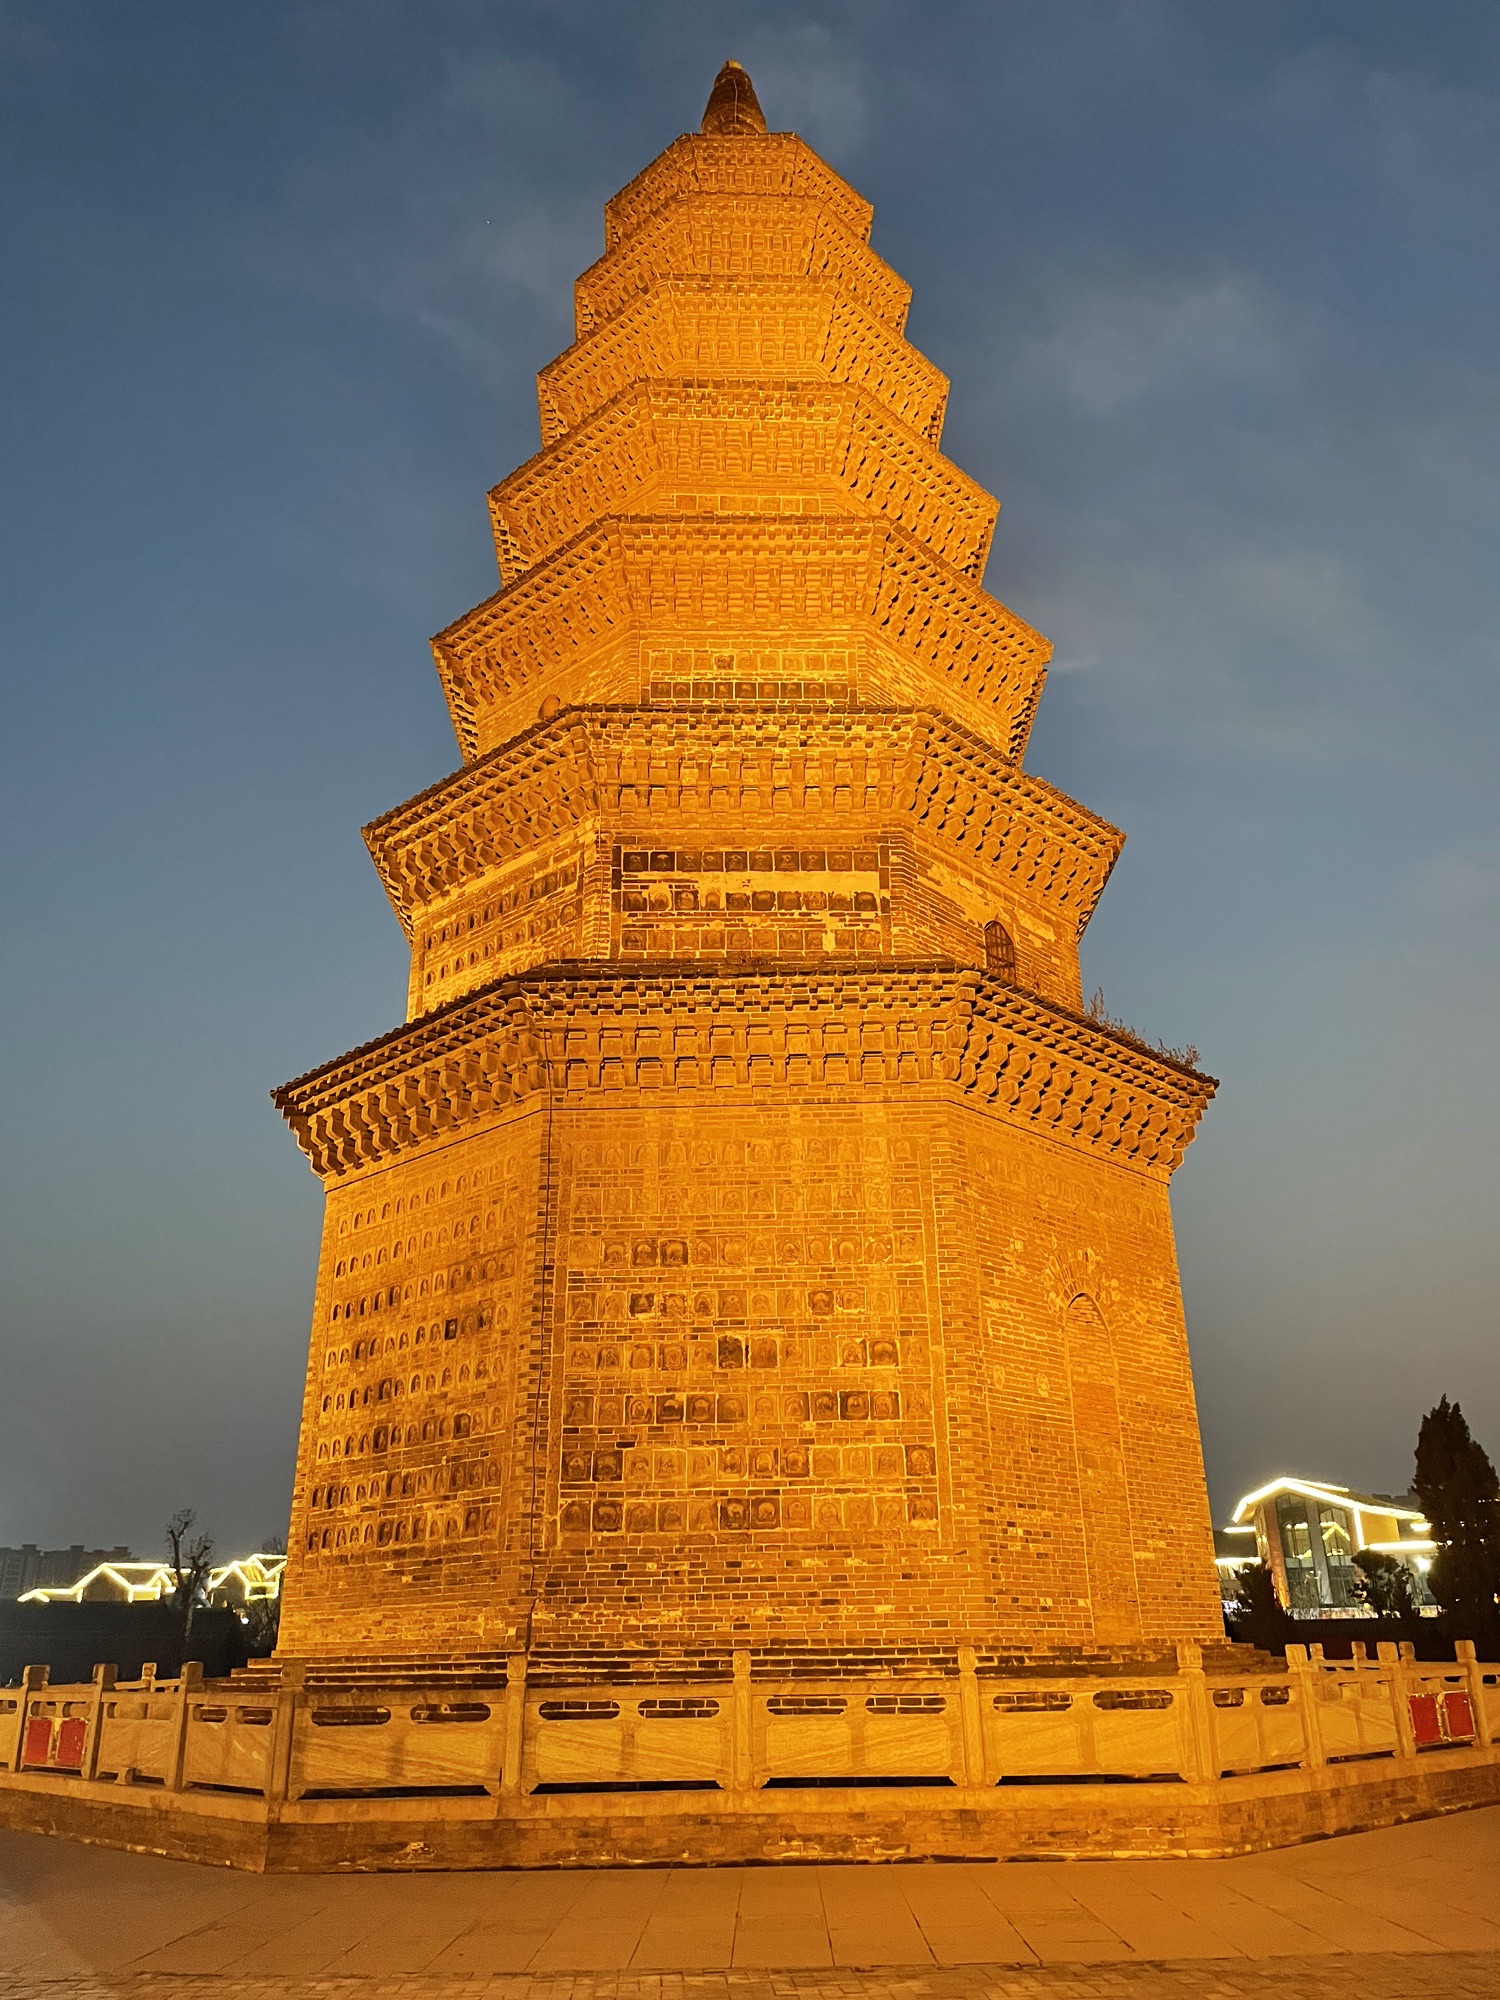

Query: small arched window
[[984, 919, 1016, 983]]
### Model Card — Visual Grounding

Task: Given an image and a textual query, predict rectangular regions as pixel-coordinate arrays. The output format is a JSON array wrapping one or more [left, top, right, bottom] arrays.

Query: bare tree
[[165, 1509, 215, 1649]]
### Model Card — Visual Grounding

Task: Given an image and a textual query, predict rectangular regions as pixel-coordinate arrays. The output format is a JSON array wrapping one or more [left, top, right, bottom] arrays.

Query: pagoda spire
[[701, 58, 766, 135]]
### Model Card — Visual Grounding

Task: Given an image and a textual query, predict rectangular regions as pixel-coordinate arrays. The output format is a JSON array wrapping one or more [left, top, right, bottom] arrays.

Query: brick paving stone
[[3, 1957, 1500, 2000], [6, 1817, 1500, 1997]]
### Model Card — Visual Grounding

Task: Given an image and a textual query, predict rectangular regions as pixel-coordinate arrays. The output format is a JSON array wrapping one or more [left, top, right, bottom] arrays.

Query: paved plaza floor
[[1, 1807, 1499, 2000]]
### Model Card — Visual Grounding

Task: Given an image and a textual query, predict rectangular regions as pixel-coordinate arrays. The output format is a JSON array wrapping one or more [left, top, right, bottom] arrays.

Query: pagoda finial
[[701, 58, 766, 136]]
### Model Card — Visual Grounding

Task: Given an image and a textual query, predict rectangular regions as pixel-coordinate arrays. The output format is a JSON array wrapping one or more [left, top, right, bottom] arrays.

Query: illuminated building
[[1221, 1477, 1437, 1618], [18, 1555, 286, 1610], [203, 1555, 287, 1611], [272, 58, 1222, 1673], [17, 1562, 176, 1606]]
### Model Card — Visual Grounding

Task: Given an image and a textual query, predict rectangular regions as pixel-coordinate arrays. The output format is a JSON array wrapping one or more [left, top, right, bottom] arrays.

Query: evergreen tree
[[1225, 1560, 1298, 1654], [1413, 1397, 1500, 1633]]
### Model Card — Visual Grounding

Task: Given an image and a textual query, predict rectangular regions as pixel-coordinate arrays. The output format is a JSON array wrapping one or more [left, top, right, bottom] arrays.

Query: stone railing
[[4, 1640, 1496, 1805]]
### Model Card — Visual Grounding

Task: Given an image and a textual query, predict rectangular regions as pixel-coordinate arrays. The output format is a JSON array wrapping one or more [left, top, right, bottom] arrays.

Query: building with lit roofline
[[18, 1554, 286, 1611], [1220, 1476, 1436, 1618]]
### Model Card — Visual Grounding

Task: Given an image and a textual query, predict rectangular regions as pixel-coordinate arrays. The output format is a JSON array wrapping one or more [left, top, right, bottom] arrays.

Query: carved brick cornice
[[432, 516, 1048, 761], [538, 280, 949, 450], [574, 195, 910, 340], [362, 705, 1121, 939], [603, 133, 873, 252], [273, 965, 1213, 1188], [489, 380, 997, 585]]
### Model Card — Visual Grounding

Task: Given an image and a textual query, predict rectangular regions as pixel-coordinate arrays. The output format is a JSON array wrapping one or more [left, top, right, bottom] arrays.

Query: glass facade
[[1316, 1504, 1363, 1608], [1275, 1494, 1362, 1613], [1240, 1484, 1439, 1618], [1276, 1494, 1319, 1611]]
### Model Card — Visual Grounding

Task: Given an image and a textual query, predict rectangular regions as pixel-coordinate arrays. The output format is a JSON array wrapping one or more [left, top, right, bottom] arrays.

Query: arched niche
[[983, 918, 1016, 982], [1064, 1292, 1143, 1646]]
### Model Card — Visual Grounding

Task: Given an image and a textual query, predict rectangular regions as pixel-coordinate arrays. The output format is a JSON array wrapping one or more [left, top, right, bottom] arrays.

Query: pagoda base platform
[[3, 1753, 1500, 1874], [2, 1642, 1498, 1871]]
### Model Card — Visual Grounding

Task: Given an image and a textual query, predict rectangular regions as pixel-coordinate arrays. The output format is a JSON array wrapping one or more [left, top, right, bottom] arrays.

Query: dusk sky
[[2, 0, 1497, 1560]]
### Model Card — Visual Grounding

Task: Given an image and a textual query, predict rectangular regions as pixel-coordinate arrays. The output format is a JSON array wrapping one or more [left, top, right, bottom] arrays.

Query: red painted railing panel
[[1409, 1693, 1442, 1746], [22, 1717, 53, 1768], [1443, 1691, 1476, 1741], [54, 1717, 86, 1770]]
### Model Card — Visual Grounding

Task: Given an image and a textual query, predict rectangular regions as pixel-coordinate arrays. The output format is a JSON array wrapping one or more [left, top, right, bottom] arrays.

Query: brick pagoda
[[273, 61, 1222, 1675]]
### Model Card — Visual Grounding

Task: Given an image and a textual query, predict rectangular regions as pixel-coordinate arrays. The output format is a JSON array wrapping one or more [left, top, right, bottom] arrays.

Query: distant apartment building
[[0, 1545, 135, 1600], [1219, 1477, 1438, 1618]]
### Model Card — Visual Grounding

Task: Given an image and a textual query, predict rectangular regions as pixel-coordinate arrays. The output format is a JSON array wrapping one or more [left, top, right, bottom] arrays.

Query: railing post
[[500, 1650, 528, 1797], [1285, 1644, 1325, 1769], [957, 1645, 985, 1786], [83, 1664, 117, 1782], [1175, 1641, 1215, 1784], [1456, 1640, 1492, 1747], [1377, 1641, 1417, 1759], [10, 1666, 47, 1772], [168, 1662, 203, 1793], [265, 1661, 304, 1817], [730, 1649, 754, 1792]]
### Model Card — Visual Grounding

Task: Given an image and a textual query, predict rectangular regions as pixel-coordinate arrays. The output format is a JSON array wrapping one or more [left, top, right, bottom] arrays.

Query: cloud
[[1266, 36, 1500, 198], [948, 248, 1500, 774], [1009, 267, 1295, 419], [220, 39, 607, 391], [1402, 844, 1500, 928], [738, 25, 871, 160], [398, 192, 599, 372], [1036, 536, 1422, 764], [960, 265, 1404, 758], [435, 47, 580, 138]]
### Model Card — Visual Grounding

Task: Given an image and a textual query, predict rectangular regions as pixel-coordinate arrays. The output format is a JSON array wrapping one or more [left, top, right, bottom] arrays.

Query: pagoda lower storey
[[273, 962, 1223, 1669], [3, 1640, 1499, 1871]]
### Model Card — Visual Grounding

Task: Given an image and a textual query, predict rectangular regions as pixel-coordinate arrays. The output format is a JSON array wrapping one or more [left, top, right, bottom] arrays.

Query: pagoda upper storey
[[371, 64, 1117, 1024], [579, 161, 908, 337], [492, 382, 998, 584], [601, 130, 873, 259], [431, 72, 1052, 764]]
